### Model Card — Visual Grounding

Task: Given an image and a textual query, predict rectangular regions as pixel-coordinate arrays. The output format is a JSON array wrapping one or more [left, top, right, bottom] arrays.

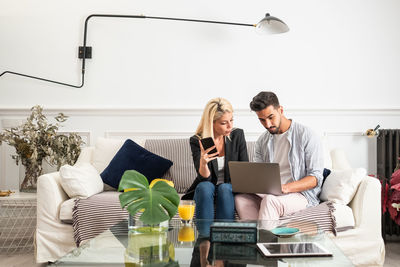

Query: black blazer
[[182, 128, 249, 200]]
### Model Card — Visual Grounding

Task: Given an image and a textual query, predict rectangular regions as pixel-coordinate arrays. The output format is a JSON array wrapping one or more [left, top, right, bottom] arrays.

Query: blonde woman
[[182, 98, 248, 222]]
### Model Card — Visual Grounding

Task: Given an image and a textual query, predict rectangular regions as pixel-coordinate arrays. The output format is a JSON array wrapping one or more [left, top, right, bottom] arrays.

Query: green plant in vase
[[125, 230, 179, 266], [118, 170, 180, 232], [0, 105, 84, 192]]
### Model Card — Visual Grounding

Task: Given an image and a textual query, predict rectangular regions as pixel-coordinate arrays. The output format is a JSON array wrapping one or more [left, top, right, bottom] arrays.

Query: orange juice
[[178, 226, 195, 242], [178, 203, 195, 221]]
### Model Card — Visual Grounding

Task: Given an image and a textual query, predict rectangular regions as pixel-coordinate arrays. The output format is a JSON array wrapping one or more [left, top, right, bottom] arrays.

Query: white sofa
[[36, 138, 385, 266]]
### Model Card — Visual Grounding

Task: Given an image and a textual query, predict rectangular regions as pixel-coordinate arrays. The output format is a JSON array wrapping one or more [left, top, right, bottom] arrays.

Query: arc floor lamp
[[0, 13, 289, 88]]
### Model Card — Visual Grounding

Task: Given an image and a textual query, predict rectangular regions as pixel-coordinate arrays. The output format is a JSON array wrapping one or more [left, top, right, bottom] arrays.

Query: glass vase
[[124, 229, 174, 265], [19, 161, 42, 193], [128, 214, 169, 234]]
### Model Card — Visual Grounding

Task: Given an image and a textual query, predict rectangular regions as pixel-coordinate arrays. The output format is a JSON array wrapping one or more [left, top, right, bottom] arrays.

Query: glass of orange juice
[[178, 225, 195, 243], [178, 200, 195, 224]]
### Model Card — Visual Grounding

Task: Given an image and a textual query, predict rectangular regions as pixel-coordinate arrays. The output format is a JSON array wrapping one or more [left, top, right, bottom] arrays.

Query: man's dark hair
[[249, 91, 280, 111]]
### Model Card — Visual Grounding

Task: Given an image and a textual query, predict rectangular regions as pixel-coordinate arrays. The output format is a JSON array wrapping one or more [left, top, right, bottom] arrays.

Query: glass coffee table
[[51, 219, 354, 266]]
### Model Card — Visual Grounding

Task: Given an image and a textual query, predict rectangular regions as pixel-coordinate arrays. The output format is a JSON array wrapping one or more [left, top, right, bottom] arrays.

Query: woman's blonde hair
[[195, 97, 233, 139]]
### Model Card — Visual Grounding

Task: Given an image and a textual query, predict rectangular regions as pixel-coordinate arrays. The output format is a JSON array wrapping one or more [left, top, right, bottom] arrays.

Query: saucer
[[270, 227, 300, 238]]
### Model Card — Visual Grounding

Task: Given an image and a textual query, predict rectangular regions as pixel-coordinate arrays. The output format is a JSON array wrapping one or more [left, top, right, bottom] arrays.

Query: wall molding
[[105, 131, 193, 139], [323, 131, 365, 137], [1, 107, 400, 117], [105, 131, 262, 140]]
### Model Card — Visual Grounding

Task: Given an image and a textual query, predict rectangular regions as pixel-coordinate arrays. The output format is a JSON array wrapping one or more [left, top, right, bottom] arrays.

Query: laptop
[[228, 161, 283, 195]]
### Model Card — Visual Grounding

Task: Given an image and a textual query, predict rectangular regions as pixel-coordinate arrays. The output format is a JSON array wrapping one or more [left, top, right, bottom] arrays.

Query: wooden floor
[[0, 240, 399, 266], [384, 237, 400, 267]]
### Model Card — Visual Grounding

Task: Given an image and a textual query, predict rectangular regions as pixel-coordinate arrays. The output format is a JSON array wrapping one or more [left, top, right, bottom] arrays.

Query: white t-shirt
[[273, 131, 293, 185], [216, 156, 225, 185]]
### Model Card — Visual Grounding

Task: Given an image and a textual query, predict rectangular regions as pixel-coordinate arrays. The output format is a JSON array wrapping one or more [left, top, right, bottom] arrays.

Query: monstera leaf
[[118, 170, 180, 225]]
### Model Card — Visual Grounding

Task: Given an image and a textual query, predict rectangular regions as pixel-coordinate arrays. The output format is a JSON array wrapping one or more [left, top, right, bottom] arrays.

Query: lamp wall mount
[[78, 46, 92, 59], [0, 13, 289, 89]]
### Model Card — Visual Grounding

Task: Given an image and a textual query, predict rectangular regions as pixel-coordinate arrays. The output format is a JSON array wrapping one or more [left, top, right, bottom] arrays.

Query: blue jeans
[[194, 182, 235, 236], [194, 181, 235, 220]]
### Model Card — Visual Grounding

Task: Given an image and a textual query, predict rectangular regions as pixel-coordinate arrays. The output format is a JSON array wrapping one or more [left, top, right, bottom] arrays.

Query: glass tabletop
[[51, 219, 354, 266]]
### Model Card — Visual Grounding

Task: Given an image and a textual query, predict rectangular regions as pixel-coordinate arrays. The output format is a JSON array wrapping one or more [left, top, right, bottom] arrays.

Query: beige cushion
[[321, 136, 332, 169], [91, 138, 125, 173], [332, 203, 355, 231], [320, 168, 366, 204], [90, 138, 147, 173], [59, 198, 76, 223], [330, 149, 352, 170], [59, 163, 104, 199]]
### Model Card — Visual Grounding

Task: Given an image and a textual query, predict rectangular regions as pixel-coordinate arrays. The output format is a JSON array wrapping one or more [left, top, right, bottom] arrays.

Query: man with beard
[[235, 91, 323, 224]]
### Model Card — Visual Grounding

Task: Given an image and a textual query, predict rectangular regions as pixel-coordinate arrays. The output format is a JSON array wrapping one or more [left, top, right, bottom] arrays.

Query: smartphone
[[200, 137, 219, 155]]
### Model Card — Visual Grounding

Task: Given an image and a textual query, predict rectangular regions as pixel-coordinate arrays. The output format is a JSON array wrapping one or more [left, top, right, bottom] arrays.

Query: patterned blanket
[[72, 192, 336, 246]]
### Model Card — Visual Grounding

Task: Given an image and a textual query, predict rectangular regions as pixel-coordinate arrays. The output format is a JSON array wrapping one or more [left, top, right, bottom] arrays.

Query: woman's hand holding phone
[[198, 139, 219, 178], [200, 144, 219, 163], [200, 137, 219, 155]]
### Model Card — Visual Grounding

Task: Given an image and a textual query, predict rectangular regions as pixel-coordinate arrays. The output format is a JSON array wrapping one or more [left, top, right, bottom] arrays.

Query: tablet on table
[[257, 242, 332, 258]]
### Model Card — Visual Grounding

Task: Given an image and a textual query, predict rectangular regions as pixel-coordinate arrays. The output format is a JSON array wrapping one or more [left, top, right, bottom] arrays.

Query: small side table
[[0, 192, 36, 254]]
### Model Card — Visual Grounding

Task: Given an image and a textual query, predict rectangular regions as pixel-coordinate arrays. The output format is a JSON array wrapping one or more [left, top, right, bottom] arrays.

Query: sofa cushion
[[59, 163, 104, 199], [330, 149, 352, 170], [322, 136, 333, 169], [332, 203, 355, 232], [144, 139, 195, 194], [320, 168, 366, 205], [59, 198, 76, 224], [322, 168, 332, 186], [144, 139, 257, 194], [92, 137, 125, 173], [101, 139, 173, 189], [246, 141, 256, 162]]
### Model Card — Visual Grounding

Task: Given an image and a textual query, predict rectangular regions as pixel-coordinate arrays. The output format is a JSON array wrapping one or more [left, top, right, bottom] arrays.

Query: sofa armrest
[[349, 176, 381, 235], [37, 171, 69, 224], [37, 146, 94, 222], [36, 171, 76, 262]]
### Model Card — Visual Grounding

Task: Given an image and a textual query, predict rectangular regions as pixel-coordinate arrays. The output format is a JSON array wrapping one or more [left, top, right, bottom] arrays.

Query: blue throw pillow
[[100, 139, 173, 189]]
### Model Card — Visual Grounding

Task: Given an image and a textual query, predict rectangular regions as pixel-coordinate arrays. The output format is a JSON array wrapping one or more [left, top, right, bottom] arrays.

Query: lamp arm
[[0, 70, 84, 88], [145, 15, 255, 27], [1, 14, 256, 88]]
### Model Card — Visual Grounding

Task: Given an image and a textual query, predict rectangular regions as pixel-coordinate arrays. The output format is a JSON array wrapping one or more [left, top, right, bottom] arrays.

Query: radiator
[[377, 129, 400, 238]]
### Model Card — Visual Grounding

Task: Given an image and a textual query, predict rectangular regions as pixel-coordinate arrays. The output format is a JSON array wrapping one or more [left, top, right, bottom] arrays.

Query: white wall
[[1, 0, 399, 108], [1, 107, 399, 190], [1, 0, 400, 190]]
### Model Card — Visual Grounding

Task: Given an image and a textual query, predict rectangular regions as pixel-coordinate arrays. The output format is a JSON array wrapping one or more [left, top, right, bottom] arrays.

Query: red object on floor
[[388, 168, 400, 225], [374, 168, 400, 226], [390, 169, 400, 191]]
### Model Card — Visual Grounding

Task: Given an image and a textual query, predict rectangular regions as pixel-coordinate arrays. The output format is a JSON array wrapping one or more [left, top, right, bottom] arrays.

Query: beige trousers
[[235, 192, 308, 222]]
